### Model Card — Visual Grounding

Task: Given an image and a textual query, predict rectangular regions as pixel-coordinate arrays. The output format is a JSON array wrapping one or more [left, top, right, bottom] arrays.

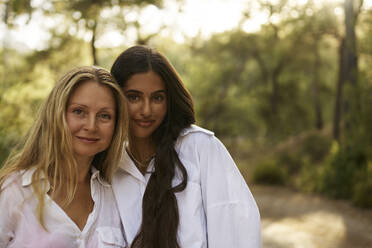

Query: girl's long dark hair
[[111, 45, 195, 248]]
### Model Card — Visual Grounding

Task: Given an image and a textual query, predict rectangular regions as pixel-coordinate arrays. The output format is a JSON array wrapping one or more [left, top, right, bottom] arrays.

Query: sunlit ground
[[262, 212, 345, 248], [254, 186, 372, 248]]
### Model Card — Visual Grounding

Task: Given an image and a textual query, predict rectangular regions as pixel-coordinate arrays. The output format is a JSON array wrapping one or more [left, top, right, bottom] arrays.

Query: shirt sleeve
[[0, 177, 21, 247], [198, 135, 261, 248]]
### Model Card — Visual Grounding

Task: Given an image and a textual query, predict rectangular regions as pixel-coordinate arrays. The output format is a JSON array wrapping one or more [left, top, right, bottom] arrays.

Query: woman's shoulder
[[1, 168, 40, 195], [1, 171, 23, 190], [0, 171, 26, 204]]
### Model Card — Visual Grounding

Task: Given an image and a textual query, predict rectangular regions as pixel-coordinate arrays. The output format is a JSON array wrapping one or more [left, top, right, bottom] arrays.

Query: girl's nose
[[140, 98, 151, 117]]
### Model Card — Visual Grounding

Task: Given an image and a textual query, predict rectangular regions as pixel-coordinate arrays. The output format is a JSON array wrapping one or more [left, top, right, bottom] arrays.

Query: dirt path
[[251, 185, 372, 248]]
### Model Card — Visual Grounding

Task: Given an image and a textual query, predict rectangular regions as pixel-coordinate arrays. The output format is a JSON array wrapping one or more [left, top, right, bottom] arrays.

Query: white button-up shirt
[[113, 125, 261, 248], [0, 168, 126, 248]]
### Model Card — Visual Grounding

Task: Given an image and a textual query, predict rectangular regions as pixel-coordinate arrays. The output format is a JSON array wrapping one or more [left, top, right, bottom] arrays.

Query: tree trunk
[[344, 0, 358, 87], [333, 38, 346, 140], [342, 0, 360, 139], [312, 41, 323, 130], [333, 0, 361, 141], [91, 20, 98, 65]]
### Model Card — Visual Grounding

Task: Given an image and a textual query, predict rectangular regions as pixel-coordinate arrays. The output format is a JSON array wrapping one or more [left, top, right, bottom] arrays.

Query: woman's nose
[[83, 115, 97, 130]]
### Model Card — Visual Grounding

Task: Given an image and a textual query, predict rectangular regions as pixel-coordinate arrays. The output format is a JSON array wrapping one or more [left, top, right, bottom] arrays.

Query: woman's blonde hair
[[0, 66, 128, 226]]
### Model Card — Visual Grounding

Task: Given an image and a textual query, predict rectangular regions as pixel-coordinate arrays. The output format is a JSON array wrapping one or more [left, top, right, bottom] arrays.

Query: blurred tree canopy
[[1, 0, 372, 206]]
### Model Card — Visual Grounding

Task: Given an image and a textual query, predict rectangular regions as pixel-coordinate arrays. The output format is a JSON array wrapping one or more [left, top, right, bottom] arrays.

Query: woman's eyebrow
[[99, 107, 115, 111], [68, 103, 88, 107], [68, 103, 114, 111]]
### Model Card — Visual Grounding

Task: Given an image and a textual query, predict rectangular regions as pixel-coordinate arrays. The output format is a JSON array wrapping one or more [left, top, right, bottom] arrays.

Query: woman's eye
[[99, 113, 112, 120], [72, 108, 84, 115]]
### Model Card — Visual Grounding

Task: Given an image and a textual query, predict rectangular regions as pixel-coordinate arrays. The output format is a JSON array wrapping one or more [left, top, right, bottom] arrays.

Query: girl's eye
[[126, 94, 140, 102], [152, 94, 165, 102]]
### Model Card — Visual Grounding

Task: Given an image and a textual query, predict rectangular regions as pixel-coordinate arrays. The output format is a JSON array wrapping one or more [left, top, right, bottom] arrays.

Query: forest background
[[0, 0, 371, 210]]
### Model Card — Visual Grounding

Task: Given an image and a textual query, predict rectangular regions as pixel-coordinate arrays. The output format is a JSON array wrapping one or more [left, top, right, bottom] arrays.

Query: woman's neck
[[47, 156, 92, 199], [74, 156, 93, 183]]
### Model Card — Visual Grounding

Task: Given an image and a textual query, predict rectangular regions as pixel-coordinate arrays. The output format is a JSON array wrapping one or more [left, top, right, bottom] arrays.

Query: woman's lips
[[76, 136, 99, 143], [134, 119, 155, 127]]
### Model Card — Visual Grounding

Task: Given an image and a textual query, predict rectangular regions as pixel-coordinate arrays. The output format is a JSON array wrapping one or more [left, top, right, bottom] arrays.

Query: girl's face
[[66, 80, 116, 162], [123, 71, 167, 140]]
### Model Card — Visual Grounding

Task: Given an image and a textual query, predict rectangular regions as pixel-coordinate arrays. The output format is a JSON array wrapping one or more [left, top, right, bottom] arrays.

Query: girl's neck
[[131, 137, 156, 160], [128, 137, 156, 172]]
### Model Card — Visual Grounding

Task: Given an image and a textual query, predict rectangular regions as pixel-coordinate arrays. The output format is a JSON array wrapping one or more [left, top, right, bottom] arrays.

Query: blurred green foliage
[[253, 160, 287, 185], [1, 0, 372, 207], [251, 131, 332, 186]]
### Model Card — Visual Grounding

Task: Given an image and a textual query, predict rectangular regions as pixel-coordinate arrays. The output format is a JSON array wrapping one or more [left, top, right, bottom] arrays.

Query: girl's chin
[[131, 127, 156, 139], [132, 135, 152, 140]]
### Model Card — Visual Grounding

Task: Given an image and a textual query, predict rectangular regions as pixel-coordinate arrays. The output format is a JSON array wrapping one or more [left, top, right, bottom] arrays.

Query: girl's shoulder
[[176, 125, 219, 151], [179, 125, 214, 140]]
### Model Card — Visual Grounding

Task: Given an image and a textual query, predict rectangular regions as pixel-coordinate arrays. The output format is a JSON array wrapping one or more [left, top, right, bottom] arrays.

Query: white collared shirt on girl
[[113, 125, 261, 248]]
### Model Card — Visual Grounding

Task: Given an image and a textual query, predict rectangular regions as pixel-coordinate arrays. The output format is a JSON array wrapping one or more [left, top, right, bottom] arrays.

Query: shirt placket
[[78, 177, 99, 248]]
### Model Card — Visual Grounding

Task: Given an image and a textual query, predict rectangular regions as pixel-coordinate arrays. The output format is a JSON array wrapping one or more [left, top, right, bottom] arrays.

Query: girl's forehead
[[125, 71, 165, 92]]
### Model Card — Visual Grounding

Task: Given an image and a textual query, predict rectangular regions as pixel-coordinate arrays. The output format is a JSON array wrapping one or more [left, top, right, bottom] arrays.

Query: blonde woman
[[0, 66, 128, 247]]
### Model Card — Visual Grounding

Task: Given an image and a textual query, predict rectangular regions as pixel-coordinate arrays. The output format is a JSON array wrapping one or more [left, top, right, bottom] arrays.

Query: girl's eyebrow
[[124, 89, 142, 94], [124, 89, 166, 94], [152, 90, 166, 94]]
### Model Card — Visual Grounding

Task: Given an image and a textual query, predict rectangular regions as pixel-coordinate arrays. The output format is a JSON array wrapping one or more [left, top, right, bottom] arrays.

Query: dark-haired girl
[[111, 45, 261, 248]]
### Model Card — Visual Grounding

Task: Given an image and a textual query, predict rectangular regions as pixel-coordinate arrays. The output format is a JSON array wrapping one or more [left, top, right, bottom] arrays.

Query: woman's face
[[123, 71, 167, 140], [66, 80, 116, 162]]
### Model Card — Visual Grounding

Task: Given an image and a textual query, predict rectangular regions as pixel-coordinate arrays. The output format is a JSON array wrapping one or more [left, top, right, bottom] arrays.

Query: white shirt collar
[[21, 166, 110, 188], [91, 167, 111, 187], [118, 125, 214, 180], [118, 148, 155, 184]]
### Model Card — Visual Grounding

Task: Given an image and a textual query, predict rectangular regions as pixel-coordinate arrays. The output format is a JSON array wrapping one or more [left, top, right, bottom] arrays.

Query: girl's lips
[[134, 119, 155, 127], [76, 136, 99, 143]]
